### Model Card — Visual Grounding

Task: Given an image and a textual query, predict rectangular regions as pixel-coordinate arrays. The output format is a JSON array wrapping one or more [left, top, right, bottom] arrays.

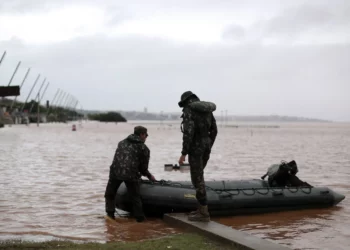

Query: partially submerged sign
[[0, 86, 20, 97]]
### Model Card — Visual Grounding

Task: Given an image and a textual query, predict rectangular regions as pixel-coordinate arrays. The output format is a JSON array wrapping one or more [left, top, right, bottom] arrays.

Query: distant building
[[144, 107, 148, 113]]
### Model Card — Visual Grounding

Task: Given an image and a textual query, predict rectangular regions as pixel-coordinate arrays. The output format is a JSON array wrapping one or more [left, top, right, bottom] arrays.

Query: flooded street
[[0, 121, 349, 249]]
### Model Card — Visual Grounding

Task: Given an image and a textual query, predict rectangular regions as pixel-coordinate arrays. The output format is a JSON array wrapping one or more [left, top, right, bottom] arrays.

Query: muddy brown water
[[0, 121, 349, 249]]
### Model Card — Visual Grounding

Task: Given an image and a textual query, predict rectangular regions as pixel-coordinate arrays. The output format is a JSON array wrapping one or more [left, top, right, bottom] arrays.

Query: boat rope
[[144, 179, 313, 196]]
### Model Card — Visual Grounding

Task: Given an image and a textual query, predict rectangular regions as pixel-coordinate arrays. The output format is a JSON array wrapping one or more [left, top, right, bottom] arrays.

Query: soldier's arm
[[139, 145, 152, 179], [181, 109, 195, 156], [111, 142, 121, 164], [209, 113, 218, 147]]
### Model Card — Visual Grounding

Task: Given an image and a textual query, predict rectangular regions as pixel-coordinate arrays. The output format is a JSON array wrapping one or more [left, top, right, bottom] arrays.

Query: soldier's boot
[[189, 203, 200, 216], [188, 205, 210, 222], [105, 212, 115, 221], [135, 216, 145, 223]]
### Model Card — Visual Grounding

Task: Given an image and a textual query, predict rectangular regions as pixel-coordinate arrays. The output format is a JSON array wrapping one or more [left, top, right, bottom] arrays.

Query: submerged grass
[[0, 233, 236, 250]]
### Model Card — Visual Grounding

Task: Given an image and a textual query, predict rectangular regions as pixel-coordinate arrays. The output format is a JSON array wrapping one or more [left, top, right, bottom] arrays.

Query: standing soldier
[[177, 91, 218, 222], [104, 126, 156, 222]]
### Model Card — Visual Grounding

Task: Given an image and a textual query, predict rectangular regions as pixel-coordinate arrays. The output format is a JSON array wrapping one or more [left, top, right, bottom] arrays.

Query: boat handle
[[272, 191, 284, 196], [219, 194, 232, 199], [320, 190, 329, 195]]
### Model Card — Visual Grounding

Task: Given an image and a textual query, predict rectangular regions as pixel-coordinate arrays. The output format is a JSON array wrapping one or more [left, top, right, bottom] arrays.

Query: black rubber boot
[[136, 216, 145, 222], [106, 212, 115, 220]]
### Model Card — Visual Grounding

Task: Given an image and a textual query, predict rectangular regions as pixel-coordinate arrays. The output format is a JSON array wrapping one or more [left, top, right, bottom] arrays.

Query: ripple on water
[[0, 122, 349, 249]]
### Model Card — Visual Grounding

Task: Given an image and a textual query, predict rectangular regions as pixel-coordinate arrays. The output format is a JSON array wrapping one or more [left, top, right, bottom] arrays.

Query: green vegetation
[[87, 112, 127, 122], [0, 233, 235, 250]]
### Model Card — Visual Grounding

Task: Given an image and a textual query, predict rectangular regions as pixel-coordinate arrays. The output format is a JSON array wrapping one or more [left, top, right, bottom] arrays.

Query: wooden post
[[37, 92, 40, 127]]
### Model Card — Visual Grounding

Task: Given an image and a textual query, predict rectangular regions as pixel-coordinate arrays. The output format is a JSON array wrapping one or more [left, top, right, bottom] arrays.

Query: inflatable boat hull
[[115, 179, 345, 216]]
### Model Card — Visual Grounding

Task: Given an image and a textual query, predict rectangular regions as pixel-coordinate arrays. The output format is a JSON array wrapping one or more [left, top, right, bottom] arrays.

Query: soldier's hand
[[178, 155, 186, 165], [149, 174, 157, 182]]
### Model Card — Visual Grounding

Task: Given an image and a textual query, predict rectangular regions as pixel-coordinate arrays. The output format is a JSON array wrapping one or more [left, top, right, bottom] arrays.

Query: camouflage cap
[[134, 126, 148, 135], [178, 91, 198, 108]]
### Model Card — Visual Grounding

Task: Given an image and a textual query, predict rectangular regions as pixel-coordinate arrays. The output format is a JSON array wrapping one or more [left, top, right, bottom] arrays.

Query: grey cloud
[[0, 0, 306, 15], [267, 4, 334, 35], [105, 5, 133, 26], [0, 0, 56, 13], [1, 35, 349, 121], [264, 1, 350, 38], [0, 0, 130, 28], [222, 24, 246, 41], [0, 0, 128, 18], [221, 1, 350, 44]]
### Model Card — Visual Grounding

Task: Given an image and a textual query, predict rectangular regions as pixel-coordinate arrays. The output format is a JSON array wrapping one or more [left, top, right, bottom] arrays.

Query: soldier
[[178, 91, 218, 222], [104, 126, 156, 222], [262, 160, 313, 188]]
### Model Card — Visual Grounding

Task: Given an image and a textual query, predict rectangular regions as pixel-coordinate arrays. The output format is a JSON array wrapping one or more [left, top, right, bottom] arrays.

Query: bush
[[88, 112, 127, 122]]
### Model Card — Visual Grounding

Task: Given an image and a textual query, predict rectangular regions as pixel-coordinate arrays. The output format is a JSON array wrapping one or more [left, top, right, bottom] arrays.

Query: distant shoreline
[[79, 109, 332, 123], [1, 98, 335, 122]]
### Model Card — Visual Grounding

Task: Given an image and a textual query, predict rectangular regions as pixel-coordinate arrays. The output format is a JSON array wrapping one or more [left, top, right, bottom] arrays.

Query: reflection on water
[[104, 216, 180, 242], [0, 121, 349, 250], [214, 207, 346, 249]]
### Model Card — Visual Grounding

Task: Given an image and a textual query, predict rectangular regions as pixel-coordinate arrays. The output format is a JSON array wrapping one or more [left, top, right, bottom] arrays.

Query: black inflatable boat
[[115, 179, 345, 216]]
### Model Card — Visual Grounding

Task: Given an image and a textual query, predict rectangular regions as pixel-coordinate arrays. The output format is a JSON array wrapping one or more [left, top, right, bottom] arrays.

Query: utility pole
[[39, 82, 50, 104], [54, 91, 66, 122], [66, 96, 74, 109], [57, 92, 67, 108], [0, 51, 6, 70], [73, 100, 79, 110], [7, 61, 21, 86], [221, 110, 224, 127], [1, 60, 21, 104], [10, 68, 31, 110], [47, 89, 59, 113], [62, 94, 70, 106], [48, 89, 62, 114], [71, 98, 77, 110], [66, 96, 73, 110], [51, 90, 65, 114], [37, 92, 40, 127], [21, 74, 40, 112], [29, 78, 46, 113], [63, 94, 71, 108]]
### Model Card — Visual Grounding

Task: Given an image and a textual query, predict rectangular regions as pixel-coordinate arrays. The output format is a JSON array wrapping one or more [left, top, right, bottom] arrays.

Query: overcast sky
[[0, 0, 349, 121]]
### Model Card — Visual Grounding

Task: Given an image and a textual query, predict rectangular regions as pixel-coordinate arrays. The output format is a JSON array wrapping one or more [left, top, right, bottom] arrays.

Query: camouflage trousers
[[104, 177, 144, 219], [188, 150, 210, 206]]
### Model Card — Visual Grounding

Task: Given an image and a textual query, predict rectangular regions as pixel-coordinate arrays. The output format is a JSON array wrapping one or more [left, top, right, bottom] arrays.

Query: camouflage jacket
[[181, 100, 218, 156], [110, 134, 151, 180]]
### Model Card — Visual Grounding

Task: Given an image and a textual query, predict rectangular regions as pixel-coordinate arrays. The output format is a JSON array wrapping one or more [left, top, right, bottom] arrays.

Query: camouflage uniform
[[179, 91, 217, 220], [266, 161, 313, 188], [104, 126, 152, 221]]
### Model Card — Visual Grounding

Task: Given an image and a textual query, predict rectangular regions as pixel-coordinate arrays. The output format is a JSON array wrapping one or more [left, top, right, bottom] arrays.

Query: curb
[[163, 213, 291, 250]]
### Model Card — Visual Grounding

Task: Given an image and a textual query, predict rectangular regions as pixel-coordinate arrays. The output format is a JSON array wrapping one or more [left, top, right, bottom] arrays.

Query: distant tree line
[[88, 112, 127, 122]]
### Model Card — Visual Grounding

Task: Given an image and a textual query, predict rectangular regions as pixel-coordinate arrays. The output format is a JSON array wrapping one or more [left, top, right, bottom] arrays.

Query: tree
[[87, 112, 127, 122]]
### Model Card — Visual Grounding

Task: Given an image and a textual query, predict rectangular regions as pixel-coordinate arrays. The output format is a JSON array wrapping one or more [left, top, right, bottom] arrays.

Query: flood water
[[0, 121, 349, 249]]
